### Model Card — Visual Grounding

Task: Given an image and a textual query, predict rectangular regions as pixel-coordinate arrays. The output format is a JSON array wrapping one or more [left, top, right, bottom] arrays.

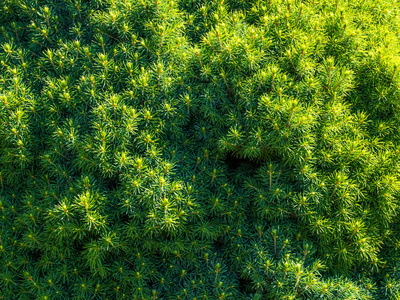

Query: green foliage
[[1, 0, 400, 299]]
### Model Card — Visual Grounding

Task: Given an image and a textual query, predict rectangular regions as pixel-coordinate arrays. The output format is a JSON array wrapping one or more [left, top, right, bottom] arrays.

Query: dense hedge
[[1, 0, 400, 299]]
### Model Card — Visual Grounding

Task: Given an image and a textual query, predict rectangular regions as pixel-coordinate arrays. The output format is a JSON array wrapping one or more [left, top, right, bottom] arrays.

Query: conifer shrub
[[1, 0, 400, 299]]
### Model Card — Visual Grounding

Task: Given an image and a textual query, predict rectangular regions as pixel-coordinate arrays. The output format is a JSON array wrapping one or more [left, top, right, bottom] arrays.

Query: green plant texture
[[1, 0, 400, 299]]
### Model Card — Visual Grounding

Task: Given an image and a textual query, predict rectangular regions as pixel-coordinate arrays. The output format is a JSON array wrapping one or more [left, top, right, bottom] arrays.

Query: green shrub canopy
[[1, 0, 400, 299]]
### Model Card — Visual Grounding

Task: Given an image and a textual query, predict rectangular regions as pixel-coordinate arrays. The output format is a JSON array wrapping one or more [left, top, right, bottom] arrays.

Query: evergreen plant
[[1, 0, 400, 299]]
